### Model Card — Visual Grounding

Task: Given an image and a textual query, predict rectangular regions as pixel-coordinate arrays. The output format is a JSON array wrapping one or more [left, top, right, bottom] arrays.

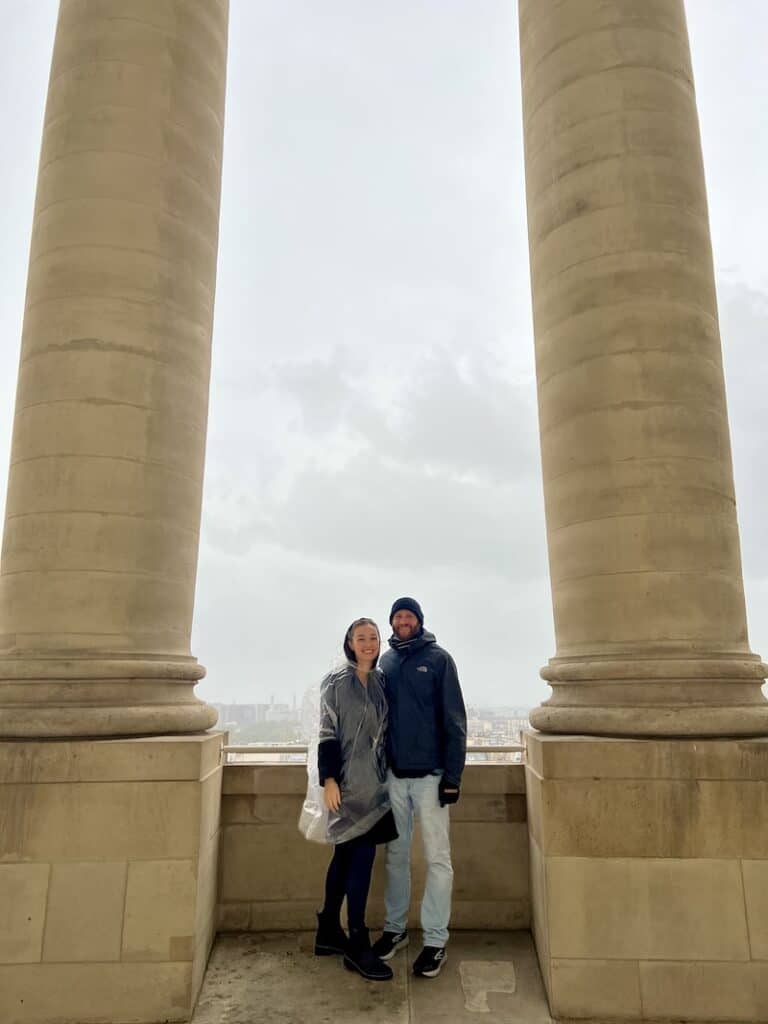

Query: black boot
[[314, 911, 348, 956], [343, 927, 393, 981]]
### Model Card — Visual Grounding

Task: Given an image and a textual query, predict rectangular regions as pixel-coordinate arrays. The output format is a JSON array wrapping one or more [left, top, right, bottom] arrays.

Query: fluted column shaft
[[520, 0, 768, 735], [0, 0, 228, 736]]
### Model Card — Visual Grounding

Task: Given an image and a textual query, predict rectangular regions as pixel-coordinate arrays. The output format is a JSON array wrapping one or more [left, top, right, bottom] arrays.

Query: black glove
[[439, 778, 460, 807]]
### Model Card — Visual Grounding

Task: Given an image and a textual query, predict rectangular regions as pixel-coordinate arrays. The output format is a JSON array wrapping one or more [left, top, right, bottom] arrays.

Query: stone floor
[[192, 930, 552, 1024]]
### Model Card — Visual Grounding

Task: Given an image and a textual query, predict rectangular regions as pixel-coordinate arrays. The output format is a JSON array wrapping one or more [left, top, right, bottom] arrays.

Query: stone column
[[0, 1, 228, 736], [519, 0, 768, 735]]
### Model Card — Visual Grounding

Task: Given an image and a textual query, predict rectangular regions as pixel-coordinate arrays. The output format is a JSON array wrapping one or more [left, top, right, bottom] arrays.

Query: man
[[372, 597, 467, 978]]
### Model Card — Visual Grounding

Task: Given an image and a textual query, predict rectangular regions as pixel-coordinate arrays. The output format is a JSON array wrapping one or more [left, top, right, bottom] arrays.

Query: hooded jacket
[[379, 630, 467, 787]]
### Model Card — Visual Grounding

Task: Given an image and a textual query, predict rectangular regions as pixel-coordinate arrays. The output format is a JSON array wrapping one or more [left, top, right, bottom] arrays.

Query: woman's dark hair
[[344, 617, 380, 665]]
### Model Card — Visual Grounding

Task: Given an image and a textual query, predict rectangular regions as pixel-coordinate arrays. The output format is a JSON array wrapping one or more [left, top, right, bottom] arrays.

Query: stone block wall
[[0, 734, 223, 1024], [526, 733, 768, 1022], [218, 761, 530, 932]]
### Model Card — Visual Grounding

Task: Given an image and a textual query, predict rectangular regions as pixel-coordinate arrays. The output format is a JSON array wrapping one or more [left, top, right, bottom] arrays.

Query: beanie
[[389, 597, 424, 625]]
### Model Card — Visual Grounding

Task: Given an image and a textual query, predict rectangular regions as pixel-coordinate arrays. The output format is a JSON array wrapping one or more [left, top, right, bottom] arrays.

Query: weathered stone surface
[[0, 863, 49, 964], [220, 823, 329, 903], [531, 777, 768, 858], [528, 836, 550, 999], [451, 822, 529, 901], [193, 932, 408, 1024], [0, 735, 223, 1022], [0, 962, 193, 1024], [547, 856, 750, 962], [526, 733, 768, 781], [42, 861, 126, 963], [223, 764, 308, 796], [451, 793, 526, 823], [0, 780, 202, 862], [742, 859, 768, 960], [640, 961, 768, 1021], [527, 733, 768, 1022], [0, 732, 224, 784], [222, 761, 525, 796], [221, 793, 304, 825], [192, 931, 552, 1024], [550, 959, 642, 1020], [123, 859, 197, 962]]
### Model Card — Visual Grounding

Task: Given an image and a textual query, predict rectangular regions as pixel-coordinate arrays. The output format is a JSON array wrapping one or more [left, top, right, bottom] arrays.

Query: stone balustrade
[[218, 762, 529, 932]]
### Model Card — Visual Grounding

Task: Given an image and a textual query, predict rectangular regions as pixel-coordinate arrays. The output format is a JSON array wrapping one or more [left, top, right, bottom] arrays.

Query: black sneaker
[[371, 930, 409, 961], [413, 945, 447, 978]]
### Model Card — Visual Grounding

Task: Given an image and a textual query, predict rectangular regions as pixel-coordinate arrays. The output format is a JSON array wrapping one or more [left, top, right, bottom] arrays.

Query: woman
[[313, 617, 398, 981]]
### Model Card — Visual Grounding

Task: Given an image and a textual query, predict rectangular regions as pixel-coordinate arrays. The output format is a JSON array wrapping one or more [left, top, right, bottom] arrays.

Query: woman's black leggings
[[322, 839, 377, 931]]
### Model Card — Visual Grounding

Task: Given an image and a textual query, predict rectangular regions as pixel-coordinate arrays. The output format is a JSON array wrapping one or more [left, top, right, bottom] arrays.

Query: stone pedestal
[[526, 731, 768, 1021], [0, 732, 223, 1024]]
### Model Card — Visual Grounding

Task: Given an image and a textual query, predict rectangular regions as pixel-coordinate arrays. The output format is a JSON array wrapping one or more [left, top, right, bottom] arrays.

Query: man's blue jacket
[[379, 629, 467, 788]]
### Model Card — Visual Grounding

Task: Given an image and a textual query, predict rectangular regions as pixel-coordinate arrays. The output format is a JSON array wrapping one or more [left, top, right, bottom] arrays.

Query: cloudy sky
[[1, 3, 766, 711]]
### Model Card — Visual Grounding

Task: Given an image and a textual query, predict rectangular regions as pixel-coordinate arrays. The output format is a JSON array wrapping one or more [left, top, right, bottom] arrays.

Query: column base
[[530, 703, 768, 737], [0, 733, 224, 1024], [0, 658, 217, 737], [526, 731, 768, 1022], [533, 655, 768, 737]]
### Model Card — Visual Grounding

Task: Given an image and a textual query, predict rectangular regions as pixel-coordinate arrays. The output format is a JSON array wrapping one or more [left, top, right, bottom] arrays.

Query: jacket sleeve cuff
[[318, 738, 342, 784]]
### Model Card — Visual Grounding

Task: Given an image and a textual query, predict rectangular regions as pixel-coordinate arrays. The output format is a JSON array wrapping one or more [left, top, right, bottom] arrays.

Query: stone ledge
[[220, 791, 526, 825], [525, 732, 768, 781], [222, 760, 525, 795], [0, 731, 224, 785]]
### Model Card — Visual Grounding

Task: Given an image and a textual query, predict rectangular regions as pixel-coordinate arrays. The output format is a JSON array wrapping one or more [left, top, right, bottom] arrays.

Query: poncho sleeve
[[318, 674, 342, 784]]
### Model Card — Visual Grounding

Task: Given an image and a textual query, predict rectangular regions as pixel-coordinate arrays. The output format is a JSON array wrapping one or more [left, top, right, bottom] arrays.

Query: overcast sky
[[1, 3, 766, 710]]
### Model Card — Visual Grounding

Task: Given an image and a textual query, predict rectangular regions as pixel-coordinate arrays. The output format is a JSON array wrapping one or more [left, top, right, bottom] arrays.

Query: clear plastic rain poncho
[[298, 663, 390, 845]]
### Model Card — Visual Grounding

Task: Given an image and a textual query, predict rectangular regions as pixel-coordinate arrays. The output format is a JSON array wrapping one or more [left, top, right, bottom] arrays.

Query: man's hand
[[439, 778, 460, 807], [323, 778, 341, 812]]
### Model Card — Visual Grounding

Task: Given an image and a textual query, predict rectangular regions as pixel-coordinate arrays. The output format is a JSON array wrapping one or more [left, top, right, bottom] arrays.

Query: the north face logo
[[417, 666, 428, 672]]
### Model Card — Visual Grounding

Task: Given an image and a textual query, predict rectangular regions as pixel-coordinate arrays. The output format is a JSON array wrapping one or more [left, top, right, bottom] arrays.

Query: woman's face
[[349, 624, 380, 664]]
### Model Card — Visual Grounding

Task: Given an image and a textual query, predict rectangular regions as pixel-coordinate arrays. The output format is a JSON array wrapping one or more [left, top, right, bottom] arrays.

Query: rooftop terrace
[[192, 930, 552, 1024]]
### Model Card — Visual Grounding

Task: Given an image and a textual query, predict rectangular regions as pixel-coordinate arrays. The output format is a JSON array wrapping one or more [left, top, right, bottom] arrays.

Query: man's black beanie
[[389, 597, 424, 625]]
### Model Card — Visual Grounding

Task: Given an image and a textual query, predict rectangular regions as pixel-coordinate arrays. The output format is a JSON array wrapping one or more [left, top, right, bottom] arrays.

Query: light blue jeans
[[383, 770, 453, 948]]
